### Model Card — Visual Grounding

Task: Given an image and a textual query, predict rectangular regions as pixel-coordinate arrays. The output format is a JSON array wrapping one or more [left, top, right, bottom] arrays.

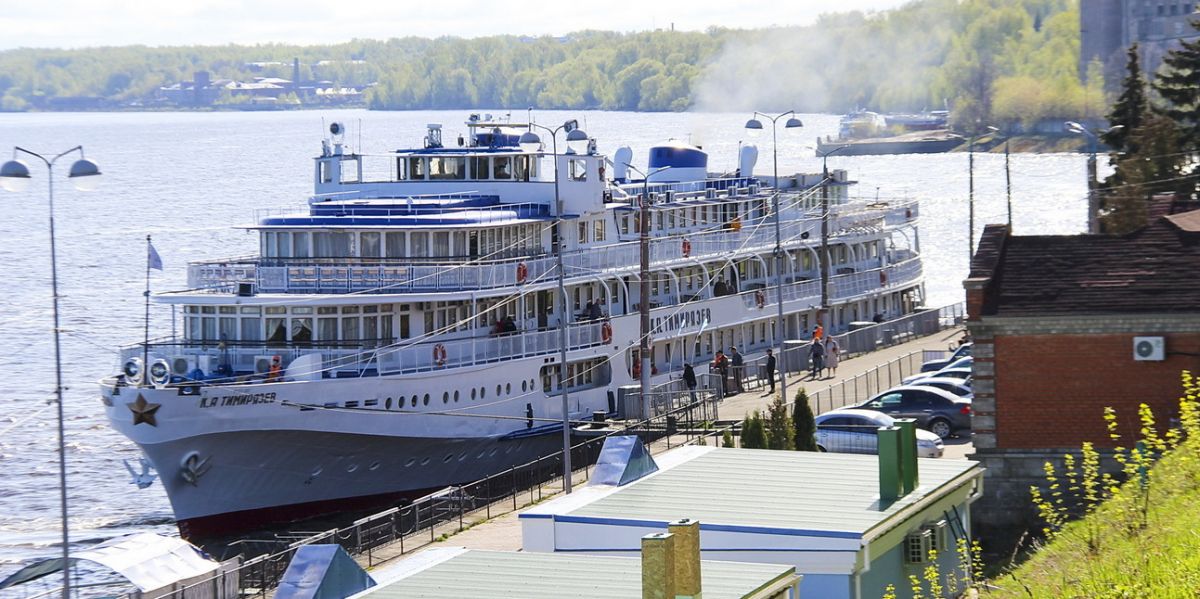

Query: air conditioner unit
[[255, 355, 278, 373], [905, 529, 933, 564], [171, 355, 214, 376], [1133, 336, 1165, 361]]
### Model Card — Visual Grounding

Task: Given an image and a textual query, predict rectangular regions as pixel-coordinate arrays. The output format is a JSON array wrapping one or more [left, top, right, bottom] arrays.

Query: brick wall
[[993, 332, 1200, 449]]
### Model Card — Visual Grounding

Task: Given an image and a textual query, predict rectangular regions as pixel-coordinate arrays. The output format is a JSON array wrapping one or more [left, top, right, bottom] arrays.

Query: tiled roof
[[973, 209, 1200, 317]]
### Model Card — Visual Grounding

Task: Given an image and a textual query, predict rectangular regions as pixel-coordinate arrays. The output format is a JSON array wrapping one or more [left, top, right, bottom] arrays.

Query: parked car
[[903, 365, 973, 386], [919, 343, 972, 372], [902, 376, 973, 399], [814, 409, 944, 458], [852, 385, 972, 439]]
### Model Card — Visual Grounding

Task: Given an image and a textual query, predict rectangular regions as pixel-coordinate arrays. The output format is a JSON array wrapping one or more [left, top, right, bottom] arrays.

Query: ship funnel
[[739, 144, 759, 178], [613, 146, 633, 182]]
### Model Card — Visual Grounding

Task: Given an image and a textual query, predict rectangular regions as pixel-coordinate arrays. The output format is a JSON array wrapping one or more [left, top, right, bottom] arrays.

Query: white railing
[[739, 256, 923, 310], [122, 321, 609, 382]]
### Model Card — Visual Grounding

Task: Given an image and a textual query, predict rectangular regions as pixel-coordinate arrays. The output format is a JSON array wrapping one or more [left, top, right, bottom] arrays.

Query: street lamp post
[[2, 146, 101, 599], [1065, 121, 1123, 234], [745, 112, 802, 399], [518, 123, 588, 494], [622, 163, 670, 405]]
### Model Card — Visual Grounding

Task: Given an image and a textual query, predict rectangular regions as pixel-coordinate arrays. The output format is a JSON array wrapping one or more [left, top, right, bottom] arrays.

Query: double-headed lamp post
[[518, 123, 588, 494], [745, 112, 802, 400], [2, 146, 101, 598], [1065, 121, 1123, 234]]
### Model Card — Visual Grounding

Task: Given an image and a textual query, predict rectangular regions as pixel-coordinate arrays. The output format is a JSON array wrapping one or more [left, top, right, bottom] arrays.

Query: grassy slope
[[985, 440, 1200, 598]]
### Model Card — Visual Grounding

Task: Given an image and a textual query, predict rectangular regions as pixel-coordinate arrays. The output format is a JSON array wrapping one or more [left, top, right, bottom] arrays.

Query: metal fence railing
[[129, 391, 723, 599]]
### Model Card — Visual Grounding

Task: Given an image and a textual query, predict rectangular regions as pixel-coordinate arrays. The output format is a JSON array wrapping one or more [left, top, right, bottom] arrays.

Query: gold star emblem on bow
[[127, 394, 161, 427]]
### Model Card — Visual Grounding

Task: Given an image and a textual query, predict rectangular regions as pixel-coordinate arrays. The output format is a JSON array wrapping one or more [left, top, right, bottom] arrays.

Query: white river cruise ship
[[100, 115, 924, 539]]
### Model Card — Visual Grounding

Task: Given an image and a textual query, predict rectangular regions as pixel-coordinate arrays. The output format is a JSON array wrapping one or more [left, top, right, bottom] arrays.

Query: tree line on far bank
[[2, 0, 1099, 129]]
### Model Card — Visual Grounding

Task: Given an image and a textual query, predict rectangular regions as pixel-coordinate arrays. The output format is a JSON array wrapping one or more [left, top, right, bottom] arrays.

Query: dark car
[[853, 385, 971, 439]]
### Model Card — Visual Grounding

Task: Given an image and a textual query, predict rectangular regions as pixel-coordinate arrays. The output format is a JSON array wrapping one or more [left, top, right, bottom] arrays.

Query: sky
[[0, 0, 914, 50]]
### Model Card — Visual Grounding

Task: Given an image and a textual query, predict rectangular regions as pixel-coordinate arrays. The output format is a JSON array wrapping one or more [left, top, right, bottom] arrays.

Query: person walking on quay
[[682, 363, 698, 403], [809, 338, 826, 379], [712, 350, 730, 397], [763, 349, 776, 395], [729, 346, 745, 394], [824, 336, 840, 378]]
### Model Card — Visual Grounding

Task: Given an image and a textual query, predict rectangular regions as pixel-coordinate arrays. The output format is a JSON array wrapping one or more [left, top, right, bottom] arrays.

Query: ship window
[[429, 156, 466, 180], [453, 390, 459, 402], [360, 232, 381, 258], [339, 158, 359, 183], [202, 306, 216, 314], [423, 393, 430, 405], [514, 155, 530, 181], [318, 306, 337, 314], [578, 221, 588, 244], [275, 232, 291, 258], [385, 232, 406, 258], [411, 395, 418, 407], [411, 232, 429, 257], [291, 318, 313, 343], [292, 307, 313, 314], [493, 156, 512, 180], [320, 161, 332, 183], [241, 306, 261, 314], [293, 232, 310, 258], [266, 318, 286, 345], [220, 317, 237, 341], [409, 157, 426, 180], [241, 318, 261, 341], [568, 159, 587, 181], [342, 306, 360, 314], [433, 232, 450, 256], [318, 318, 337, 341], [471, 156, 489, 180], [219, 306, 236, 314], [443, 392, 449, 404], [342, 317, 360, 341], [313, 232, 352, 257]]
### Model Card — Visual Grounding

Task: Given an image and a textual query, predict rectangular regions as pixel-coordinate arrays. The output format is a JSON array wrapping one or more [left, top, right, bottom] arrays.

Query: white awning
[[0, 533, 218, 592]]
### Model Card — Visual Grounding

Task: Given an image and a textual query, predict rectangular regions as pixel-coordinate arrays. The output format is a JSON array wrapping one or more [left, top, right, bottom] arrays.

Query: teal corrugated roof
[[360, 550, 794, 599], [567, 448, 980, 536]]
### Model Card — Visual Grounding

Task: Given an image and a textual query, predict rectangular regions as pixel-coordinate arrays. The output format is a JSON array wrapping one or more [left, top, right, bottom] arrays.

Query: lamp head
[[744, 118, 764, 138], [565, 128, 590, 154], [68, 158, 101, 191], [1064, 121, 1085, 134], [0, 159, 31, 193], [518, 131, 542, 153], [784, 117, 804, 130]]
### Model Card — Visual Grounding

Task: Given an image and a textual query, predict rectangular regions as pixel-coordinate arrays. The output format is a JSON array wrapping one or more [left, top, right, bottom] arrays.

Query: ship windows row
[[260, 225, 544, 260]]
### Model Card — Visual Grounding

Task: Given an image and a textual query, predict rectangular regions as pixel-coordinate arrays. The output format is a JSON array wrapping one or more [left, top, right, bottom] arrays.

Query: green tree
[[721, 429, 735, 448], [1103, 44, 1147, 158], [1152, 19, 1200, 152], [740, 411, 767, 450], [765, 396, 795, 450], [793, 389, 818, 451], [1102, 113, 1183, 235]]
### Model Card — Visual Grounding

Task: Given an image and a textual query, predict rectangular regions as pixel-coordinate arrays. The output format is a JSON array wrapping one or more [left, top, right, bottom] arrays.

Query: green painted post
[[894, 418, 919, 495], [877, 426, 902, 503]]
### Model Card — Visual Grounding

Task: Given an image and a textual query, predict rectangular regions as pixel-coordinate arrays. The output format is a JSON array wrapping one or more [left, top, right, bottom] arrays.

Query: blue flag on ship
[[147, 242, 163, 271]]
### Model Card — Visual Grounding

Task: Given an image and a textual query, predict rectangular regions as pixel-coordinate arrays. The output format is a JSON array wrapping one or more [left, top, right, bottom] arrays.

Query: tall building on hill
[[1080, 0, 1199, 83]]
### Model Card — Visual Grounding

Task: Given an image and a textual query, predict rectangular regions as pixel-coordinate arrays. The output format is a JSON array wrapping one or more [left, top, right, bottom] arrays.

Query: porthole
[[369, 461, 381, 471], [506, 383, 512, 395], [530, 379, 536, 391], [480, 387, 486, 399], [453, 390, 460, 402], [443, 391, 449, 404], [420, 457, 431, 466], [471, 388, 477, 400], [489, 448, 499, 457], [443, 454, 454, 463], [477, 449, 487, 458], [404, 458, 416, 467], [346, 464, 358, 473], [521, 380, 527, 392], [385, 397, 392, 409], [458, 452, 469, 462], [496, 384, 502, 397], [311, 466, 323, 476], [423, 393, 430, 405], [411, 395, 418, 407]]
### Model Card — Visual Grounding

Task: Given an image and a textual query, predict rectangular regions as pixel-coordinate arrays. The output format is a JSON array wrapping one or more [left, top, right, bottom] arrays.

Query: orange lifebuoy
[[755, 289, 766, 309], [516, 262, 529, 284], [681, 239, 692, 258], [880, 270, 888, 286], [600, 321, 613, 344], [433, 344, 448, 367]]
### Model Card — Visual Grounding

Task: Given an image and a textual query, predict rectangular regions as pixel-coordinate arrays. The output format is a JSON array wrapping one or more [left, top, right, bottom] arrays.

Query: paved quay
[[359, 327, 973, 571]]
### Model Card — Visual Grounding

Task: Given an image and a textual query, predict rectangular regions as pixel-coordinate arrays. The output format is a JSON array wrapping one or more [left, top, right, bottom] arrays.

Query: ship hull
[[137, 428, 562, 540]]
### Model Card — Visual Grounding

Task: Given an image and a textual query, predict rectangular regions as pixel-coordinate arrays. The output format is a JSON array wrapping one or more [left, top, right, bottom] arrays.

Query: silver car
[[814, 408, 944, 458]]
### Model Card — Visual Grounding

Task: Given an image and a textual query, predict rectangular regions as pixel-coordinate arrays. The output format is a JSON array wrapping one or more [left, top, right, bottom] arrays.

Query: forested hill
[[0, 0, 1094, 127]]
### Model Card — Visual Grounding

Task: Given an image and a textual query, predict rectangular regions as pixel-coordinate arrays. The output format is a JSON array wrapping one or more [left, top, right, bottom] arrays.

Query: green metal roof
[[359, 549, 795, 599], [563, 447, 981, 537]]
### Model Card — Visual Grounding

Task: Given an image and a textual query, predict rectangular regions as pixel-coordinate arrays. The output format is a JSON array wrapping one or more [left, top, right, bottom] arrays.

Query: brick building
[[962, 200, 1200, 548], [1081, 0, 1199, 84]]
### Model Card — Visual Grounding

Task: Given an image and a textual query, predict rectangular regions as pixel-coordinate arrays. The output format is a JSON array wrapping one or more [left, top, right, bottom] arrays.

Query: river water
[[0, 109, 1098, 582]]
